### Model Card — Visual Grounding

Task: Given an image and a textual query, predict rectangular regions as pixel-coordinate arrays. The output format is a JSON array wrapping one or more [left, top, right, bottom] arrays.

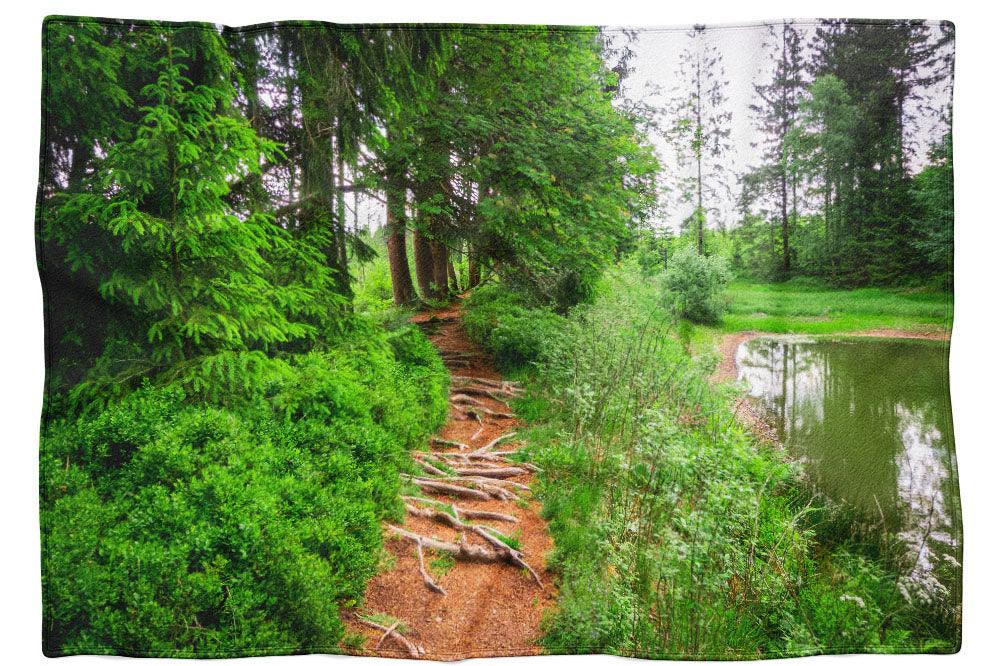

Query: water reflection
[[736, 336, 961, 604]]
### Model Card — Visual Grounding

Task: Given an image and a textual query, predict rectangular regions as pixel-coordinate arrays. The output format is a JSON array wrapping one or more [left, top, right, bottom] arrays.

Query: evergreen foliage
[[734, 19, 954, 286]]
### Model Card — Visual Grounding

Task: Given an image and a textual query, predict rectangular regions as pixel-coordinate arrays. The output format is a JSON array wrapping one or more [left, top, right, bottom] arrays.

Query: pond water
[[735, 336, 961, 604]]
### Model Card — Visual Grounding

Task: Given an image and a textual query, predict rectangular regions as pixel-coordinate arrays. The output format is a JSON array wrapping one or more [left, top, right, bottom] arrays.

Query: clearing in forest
[[348, 302, 555, 659]]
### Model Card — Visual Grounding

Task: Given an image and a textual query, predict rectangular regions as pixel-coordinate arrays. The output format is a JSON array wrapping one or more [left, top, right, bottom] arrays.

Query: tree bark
[[431, 241, 450, 299], [385, 148, 416, 305], [780, 172, 790, 278], [468, 247, 481, 288], [413, 227, 435, 299]]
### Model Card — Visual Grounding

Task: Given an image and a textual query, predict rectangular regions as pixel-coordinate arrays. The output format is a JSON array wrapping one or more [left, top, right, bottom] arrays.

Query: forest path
[[349, 300, 555, 660]]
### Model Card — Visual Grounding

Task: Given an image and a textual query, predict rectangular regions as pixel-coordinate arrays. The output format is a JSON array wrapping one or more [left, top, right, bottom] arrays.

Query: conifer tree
[[666, 25, 732, 255], [747, 22, 807, 277], [807, 19, 951, 281], [45, 26, 335, 399]]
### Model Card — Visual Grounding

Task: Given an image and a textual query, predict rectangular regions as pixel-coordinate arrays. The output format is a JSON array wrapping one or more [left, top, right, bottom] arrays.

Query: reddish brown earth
[[346, 301, 555, 660]]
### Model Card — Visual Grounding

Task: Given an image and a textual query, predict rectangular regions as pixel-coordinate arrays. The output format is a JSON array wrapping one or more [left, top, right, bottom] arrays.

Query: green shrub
[[40, 323, 448, 657], [511, 262, 950, 657], [662, 246, 732, 324], [462, 284, 567, 368]]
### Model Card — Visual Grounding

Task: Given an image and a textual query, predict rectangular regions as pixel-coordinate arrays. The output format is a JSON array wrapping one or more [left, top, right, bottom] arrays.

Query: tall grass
[[466, 262, 958, 658], [722, 280, 953, 334]]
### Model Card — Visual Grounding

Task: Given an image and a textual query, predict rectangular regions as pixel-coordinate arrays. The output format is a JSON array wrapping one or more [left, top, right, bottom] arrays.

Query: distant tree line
[[735, 19, 955, 285], [652, 20, 954, 287]]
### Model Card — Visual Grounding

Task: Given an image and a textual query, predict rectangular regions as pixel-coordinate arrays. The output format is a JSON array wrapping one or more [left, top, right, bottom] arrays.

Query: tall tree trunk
[[468, 246, 481, 288], [332, 141, 350, 294], [695, 55, 705, 256], [387, 227, 415, 305], [299, 37, 351, 298], [385, 144, 416, 305], [780, 173, 790, 278], [336, 147, 349, 274], [431, 241, 450, 299], [448, 260, 459, 292], [413, 226, 435, 299]]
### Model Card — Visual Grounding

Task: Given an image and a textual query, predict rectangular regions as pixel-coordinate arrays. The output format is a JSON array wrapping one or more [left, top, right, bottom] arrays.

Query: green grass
[[429, 553, 456, 577], [717, 280, 952, 334]]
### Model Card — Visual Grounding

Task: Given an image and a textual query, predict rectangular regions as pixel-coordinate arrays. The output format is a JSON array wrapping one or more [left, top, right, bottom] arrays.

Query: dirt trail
[[348, 301, 555, 660]]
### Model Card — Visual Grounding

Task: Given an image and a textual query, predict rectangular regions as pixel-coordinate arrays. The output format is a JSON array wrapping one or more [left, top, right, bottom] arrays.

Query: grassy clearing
[[719, 280, 953, 334], [463, 262, 958, 658]]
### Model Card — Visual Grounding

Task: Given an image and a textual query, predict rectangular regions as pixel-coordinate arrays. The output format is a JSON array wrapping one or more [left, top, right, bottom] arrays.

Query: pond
[[735, 336, 961, 605]]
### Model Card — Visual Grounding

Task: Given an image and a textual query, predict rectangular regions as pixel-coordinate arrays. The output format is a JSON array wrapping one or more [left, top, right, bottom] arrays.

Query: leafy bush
[[462, 284, 567, 368], [40, 325, 448, 657], [510, 263, 953, 657], [662, 246, 732, 324]]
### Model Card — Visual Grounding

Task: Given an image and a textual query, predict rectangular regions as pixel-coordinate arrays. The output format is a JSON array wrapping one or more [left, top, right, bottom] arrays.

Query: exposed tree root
[[439, 350, 479, 359], [453, 375, 523, 392], [451, 385, 521, 401], [415, 538, 447, 595], [402, 495, 519, 523], [449, 393, 488, 408], [456, 475, 530, 492], [471, 525, 543, 588], [414, 458, 449, 477], [356, 615, 424, 658], [406, 473, 520, 500], [451, 465, 527, 479], [387, 524, 508, 563], [454, 405, 515, 420], [404, 502, 471, 531], [405, 473, 525, 499], [374, 621, 400, 650], [469, 411, 486, 442], [420, 449, 537, 470], [402, 475, 492, 501], [386, 524, 542, 588], [431, 436, 468, 450], [475, 431, 517, 453], [364, 306, 550, 655]]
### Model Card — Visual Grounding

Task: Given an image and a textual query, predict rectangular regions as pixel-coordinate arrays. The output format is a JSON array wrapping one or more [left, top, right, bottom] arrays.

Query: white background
[[2, 1, 996, 664]]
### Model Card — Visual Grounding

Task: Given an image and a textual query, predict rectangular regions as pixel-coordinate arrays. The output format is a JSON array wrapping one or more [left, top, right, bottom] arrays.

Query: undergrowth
[[40, 320, 448, 656], [463, 260, 959, 658]]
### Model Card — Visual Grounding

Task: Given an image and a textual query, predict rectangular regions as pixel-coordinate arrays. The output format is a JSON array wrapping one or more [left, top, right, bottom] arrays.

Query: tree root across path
[[355, 615, 424, 658], [351, 302, 553, 659], [386, 523, 543, 589]]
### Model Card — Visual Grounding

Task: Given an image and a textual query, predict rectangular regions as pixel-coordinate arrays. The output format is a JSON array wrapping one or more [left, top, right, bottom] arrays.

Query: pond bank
[[711, 328, 951, 383], [713, 331, 961, 637]]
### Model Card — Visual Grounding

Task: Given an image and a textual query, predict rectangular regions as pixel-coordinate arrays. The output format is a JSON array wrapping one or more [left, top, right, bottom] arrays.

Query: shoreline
[[711, 327, 951, 383]]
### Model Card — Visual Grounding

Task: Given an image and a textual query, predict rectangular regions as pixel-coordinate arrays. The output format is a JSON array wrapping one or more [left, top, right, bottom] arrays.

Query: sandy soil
[[345, 302, 555, 660]]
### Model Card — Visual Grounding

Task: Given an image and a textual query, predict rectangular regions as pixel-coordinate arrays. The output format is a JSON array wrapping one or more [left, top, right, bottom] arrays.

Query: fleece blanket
[[37, 16, 958, 659]]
